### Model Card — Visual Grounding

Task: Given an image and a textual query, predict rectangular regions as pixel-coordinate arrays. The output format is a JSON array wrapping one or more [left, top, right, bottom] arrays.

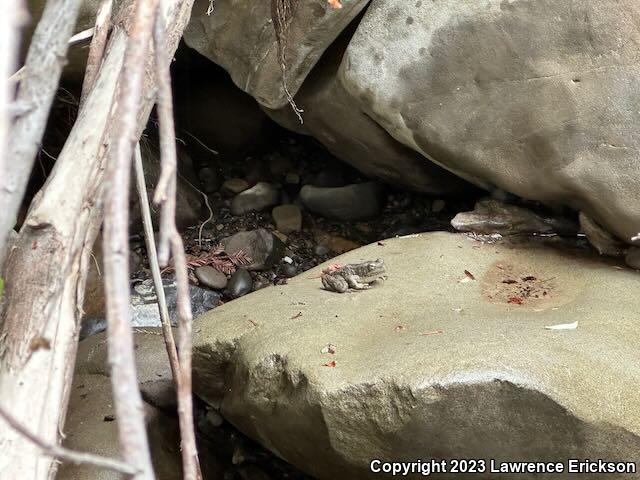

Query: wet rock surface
[[192, 232, 640, 480]]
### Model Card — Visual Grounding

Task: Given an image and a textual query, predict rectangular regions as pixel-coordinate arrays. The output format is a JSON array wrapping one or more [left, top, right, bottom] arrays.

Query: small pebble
[[225, 268, 252, 299], [272, 204, 302, 233], [285, 172, 300, 185], [283, 264, 297, 278], [221, 178, 250, 196], [231, 182, 280, 215], [205, 409, 224, 428], [195, 266, 228, 290]]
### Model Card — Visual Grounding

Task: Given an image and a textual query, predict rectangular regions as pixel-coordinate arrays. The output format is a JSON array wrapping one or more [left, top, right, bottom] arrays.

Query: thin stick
[[134, 144, 180, 380], [0, 405, 137, 476], [152, 8, 178, 266], [102, 0, 160, 478], [152, 5, 202, 479], [80, 0, 112, 104]]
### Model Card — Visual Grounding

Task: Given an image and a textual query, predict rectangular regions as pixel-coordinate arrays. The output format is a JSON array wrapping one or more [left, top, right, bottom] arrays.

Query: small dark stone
[[300, 182, 384, 221], [199, 166, 222, 193], [223, 229, 285, 271], [252, 275, 271, 291], [231, 182, 280, 215], [195, 266, 228, 290], [625, 246, 640, 269], [225, 269, 252, 299], [221, 178, 250, 196], [283, 263, 297, 278], [314, 244, 330, 256], [312, 170, 346, 188], [272, 204, 302, 233]]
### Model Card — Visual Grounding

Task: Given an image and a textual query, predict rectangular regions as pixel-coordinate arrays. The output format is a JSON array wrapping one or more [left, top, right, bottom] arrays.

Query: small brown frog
[[321, 259, 386, 293]]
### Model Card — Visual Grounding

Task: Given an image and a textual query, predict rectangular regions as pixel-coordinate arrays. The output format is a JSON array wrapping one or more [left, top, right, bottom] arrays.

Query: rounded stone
[[221, 178, 250, 196], [231, 182, 280, 215], [624, 246, 640, 269], [300, 182, 383, 221], [195, 266, 228, 290], [224, 268, 253, 299], [272, 204, 303, 234]]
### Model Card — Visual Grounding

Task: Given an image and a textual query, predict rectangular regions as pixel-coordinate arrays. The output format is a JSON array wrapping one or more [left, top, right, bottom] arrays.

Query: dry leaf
[[328, 0, 342, 9]]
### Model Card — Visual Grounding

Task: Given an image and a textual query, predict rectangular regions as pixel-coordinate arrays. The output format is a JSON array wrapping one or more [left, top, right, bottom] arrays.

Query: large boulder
[[265, 29, 469, 194], [192, 232, 640, 479], [340, 0, 640, 246], [183, 0, 370, 109]]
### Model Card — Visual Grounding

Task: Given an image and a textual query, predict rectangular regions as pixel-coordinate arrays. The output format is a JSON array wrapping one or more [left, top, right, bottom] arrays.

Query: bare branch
[[170, 230, 201, 480], [134, 143, 180, 379], [0, 0, 196, 478], [152, 6, 179, 266], [80, 0, 113, 104], [0, 405, 137, 475], [102, 0, 160, 478], [0, 0, 84, 269], [152, 5, 202, 478]]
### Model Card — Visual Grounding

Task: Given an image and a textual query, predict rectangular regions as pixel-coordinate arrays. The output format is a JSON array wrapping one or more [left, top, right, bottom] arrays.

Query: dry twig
[[271, 0, 303, 123], [102, 0, 160, 478], [80, 0, 113, 104], [134, 144, 180, 380], [152, 4, 202, 479]]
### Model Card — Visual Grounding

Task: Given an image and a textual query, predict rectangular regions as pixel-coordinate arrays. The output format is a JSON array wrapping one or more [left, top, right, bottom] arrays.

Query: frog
[[321, 258, 386, 293]]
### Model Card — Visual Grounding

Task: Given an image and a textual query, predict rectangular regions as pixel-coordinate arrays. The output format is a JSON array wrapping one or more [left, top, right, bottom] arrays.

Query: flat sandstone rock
[[193, 232, 640, 479]]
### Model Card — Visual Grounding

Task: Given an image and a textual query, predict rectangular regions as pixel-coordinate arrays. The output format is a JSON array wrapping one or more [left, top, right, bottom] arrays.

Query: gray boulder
[[341, 0, 640, 246], [183, 0, 370, 109], [192, 232, 640, 479], [264, 34, 468, 194]]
